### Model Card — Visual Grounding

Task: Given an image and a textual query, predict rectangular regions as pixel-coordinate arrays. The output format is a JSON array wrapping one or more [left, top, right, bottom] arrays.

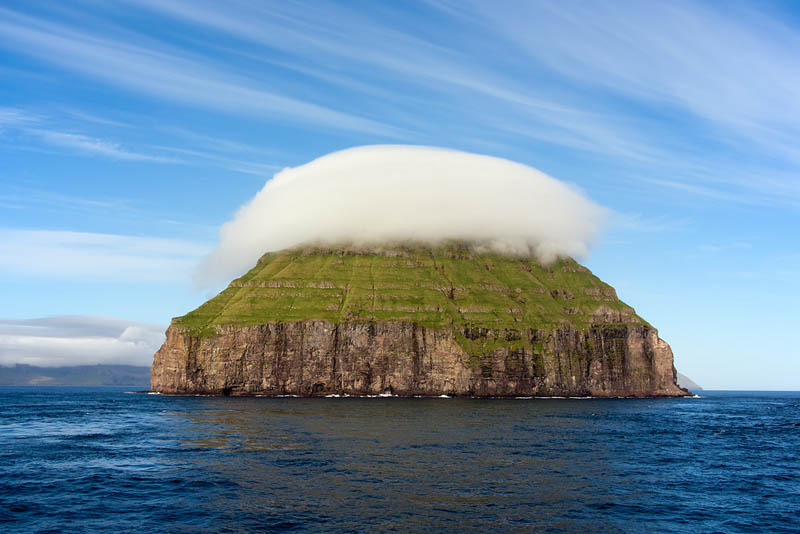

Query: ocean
[[1, 388, 798, 533]]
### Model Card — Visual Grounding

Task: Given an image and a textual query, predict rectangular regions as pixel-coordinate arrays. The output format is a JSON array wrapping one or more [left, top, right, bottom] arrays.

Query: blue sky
[[1, 0, 798, 389]]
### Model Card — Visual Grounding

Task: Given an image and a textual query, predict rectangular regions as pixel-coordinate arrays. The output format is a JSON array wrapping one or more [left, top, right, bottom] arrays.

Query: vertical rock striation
[[152, 320, 683, 396]]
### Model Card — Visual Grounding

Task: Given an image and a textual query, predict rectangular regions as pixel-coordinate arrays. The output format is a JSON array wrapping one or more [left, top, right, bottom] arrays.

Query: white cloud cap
[[197, 145, 607, 286]]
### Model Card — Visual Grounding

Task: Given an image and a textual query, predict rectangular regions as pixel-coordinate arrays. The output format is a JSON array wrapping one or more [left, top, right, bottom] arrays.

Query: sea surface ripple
[[1, 388, 798, 533]]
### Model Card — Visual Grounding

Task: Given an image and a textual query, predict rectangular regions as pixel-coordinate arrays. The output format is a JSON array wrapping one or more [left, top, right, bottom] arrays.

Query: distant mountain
[[677, 372, 702, 390], [0, 364, 150, 386]]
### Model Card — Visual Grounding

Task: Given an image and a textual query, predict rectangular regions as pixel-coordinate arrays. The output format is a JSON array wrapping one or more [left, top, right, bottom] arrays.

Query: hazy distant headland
[[0, 364, 151, 386], [676, 372, 702, 391]]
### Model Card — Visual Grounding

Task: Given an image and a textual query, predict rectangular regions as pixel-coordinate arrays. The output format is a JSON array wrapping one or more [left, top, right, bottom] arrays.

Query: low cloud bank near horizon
[[0, 316, 165, 367], [197, 145, 607, 286]]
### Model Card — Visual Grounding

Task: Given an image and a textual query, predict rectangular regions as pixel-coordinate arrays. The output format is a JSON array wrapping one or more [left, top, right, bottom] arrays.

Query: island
[[151, 243, 689, 397]]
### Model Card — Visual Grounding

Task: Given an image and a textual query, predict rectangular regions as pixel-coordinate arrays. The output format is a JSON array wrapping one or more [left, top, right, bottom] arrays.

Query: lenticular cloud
[[196, 145, 607, 286]]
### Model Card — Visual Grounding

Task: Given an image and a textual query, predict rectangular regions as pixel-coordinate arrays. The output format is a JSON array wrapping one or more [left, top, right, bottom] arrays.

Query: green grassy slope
[[175, 243, 641, 338]]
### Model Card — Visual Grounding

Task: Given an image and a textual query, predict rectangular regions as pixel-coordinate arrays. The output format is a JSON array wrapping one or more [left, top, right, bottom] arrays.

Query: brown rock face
[[151, 320, 687, 397]]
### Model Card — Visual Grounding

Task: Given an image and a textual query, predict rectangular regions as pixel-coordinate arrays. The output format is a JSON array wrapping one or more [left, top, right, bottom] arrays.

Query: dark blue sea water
[[1, 388, 798, 533]]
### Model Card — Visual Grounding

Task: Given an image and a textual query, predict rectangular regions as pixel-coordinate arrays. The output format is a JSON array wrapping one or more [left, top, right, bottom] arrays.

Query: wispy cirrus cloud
[[163, 127, 282, 157], [0, 106, 42, 126], [471, 0, 800, 163], [0, 106, 175, 162], [126, 0, 800, 206], [0, 229, 210, 283], [3, 2, 799, 207], [0, 187, 118, 215], [0, 7, 399, 138], [151, 145, 280, 177], [128, 0, 662, 161], [58, 108, 131, 128], [0, 106, 281, 173], [29, 129, 177, 162]]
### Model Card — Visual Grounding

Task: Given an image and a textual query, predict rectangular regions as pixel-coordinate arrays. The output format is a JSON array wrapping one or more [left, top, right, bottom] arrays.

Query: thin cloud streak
[[30, 129, 176, 162], [640, 177, 798, 208], [153, 145, 280, 176], [0, 7, 399, 138], [0, 106, 283, 172], [0, 187, 117, 214], [475, 0, 800, 163], [130, 0, 663, 162], [0, 106, 43, 126], [129, 0, 800, 204], [3, 2, 798, 208], [163, 127, 284, 157], [0, 229, 210, 283]]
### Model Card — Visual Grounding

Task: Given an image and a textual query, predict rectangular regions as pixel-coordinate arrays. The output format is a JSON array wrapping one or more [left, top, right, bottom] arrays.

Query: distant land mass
[[677, 372, 702, 390], [152, 243, 689, 397], [0, 365, 151, 386]]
